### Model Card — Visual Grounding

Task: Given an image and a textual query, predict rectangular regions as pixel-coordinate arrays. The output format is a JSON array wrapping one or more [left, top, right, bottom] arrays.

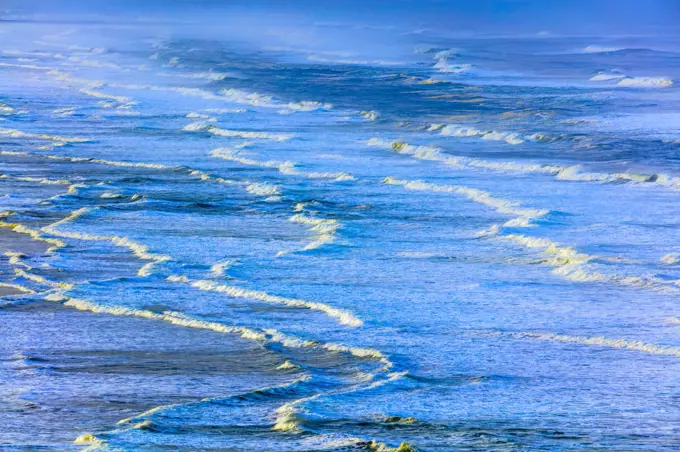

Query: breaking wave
[[183, 121, 293, 141], [210, 148, 354, 181], [367, 139, 680, 192], [590, 73, 674, 88], [508, 331, 680, 359], [167, 275, 363, 327]]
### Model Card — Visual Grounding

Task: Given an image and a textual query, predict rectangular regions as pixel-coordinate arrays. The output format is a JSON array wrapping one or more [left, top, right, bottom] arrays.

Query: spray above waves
[[431, 49, 472, 75]]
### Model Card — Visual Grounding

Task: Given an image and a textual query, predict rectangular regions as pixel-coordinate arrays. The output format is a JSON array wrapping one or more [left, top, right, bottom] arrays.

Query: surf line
[[40, 291, 400, 449], [369, 138, 680, 193], [41, 207, 171, 277], [167, 274, 362, 327], [0, 150, 280, 201], [382, 177, 680, 294]]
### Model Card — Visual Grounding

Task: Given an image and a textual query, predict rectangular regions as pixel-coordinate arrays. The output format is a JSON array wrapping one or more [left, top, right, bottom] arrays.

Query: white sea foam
[[661, 253, 680, 265], [502, 233, 679, 292], [210, 148, 354, 181], [168, 275, 362, 327], [41, 207, 171, 277], [0, 172, 71, 186], [383, 177, 547, 225], [80, 88, 133, 104], [48, 72, 330, 114], [0, 216, 66, 253], [0, 127, 89, 145], [0, 282, 34, 295], [288, 213, 341, 253], [174, 71, 231, 81], [185, 112, 214, 119], [589, 73, 626, 82], [0, 150, 288, 201], [434, 61, 472, 74], [0, 103, 26, 116], [618, 76, 674, 88], [245, 182, 281, 197], [15, 269, 74, 290], [368, 138, 560, 174], [583, 45, 624, 53], [204, 107, 247, 114], [511, 331, 680, 358], [48, 293, 386, 361], [209, 260, 236, 277], [219, 88, 333, 111], [590, 73, 674, 87], [434, 124, 525, 145], [367, 139, 680, 192], [432, 49, 472, 74], [183, 121, 293, 141], [307, 55, 404, 66]]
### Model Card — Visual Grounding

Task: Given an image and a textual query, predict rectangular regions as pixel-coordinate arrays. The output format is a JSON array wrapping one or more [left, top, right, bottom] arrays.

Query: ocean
[[2, 4, 680, 450]]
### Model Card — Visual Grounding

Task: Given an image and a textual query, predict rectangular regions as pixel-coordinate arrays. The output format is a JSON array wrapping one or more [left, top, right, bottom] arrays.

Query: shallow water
[[2, 11, 680, 451]]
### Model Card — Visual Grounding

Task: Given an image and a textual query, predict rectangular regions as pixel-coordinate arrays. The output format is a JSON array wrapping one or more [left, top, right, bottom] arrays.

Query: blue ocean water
[[2, 3, 680, 450]]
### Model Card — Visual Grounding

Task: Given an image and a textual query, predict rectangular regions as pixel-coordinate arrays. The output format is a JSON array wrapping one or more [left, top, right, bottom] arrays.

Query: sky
[[2, 0, 679, 38]]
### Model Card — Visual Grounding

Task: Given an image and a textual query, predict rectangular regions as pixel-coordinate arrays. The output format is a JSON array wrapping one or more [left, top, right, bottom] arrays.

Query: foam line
[[41, 207, 171, 277], [0, 215, 66, 253], [184, 121, 293, 141], [211, 148, 354, 181], [47, 292, 387, 362], [0, 172, 72, 186], [368, 138, 680, 192], [502, 234, 680, 293], [383, 177, 548, 224], [0, 127, 89, 145], [275, 211, 342, 257], [510, 331, 680, 358], [167, 275, 363, 327], [0, 282, 35, 295]]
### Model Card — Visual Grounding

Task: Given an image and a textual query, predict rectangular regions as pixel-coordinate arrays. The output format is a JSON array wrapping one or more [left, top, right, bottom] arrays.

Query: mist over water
[[2, 1, 680, 450]]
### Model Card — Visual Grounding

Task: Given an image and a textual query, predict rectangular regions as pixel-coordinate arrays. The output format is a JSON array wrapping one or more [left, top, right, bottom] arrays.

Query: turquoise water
[[2, 11, 680, 451]]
